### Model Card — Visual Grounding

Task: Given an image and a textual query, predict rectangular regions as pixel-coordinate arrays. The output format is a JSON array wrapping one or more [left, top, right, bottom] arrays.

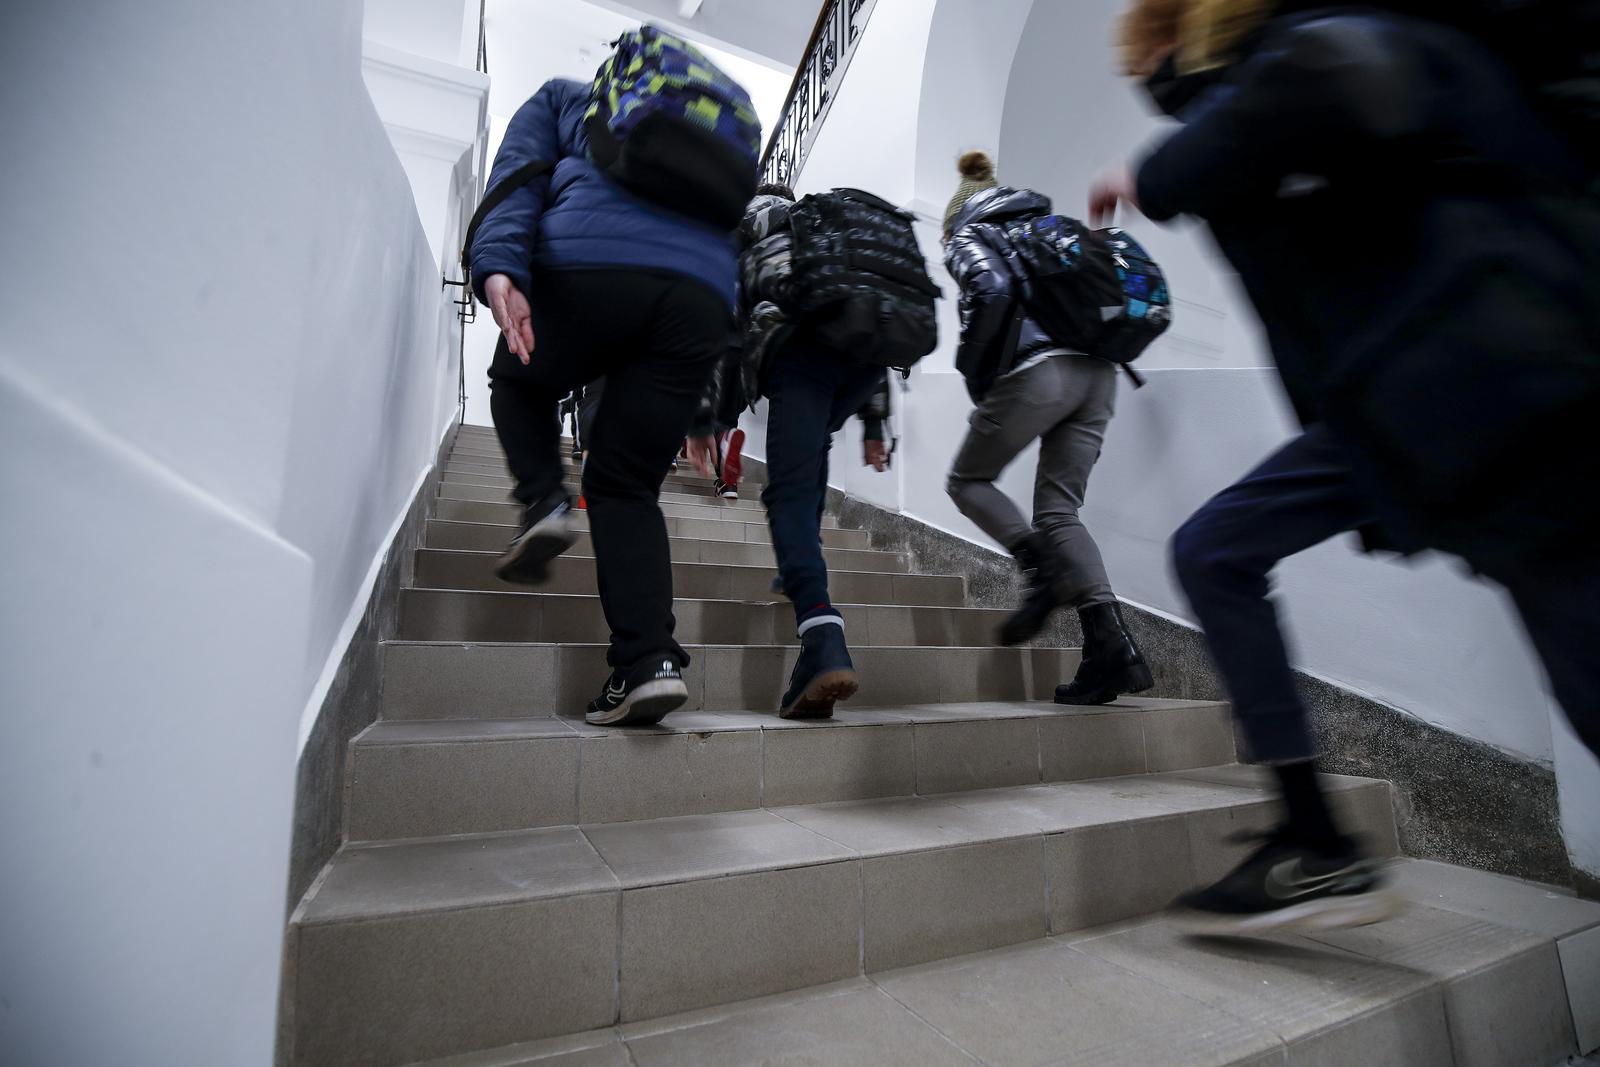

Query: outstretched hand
[[863, 439, 889, 473], [1088, 164, 1139, 227], [485, 273, 535, 364], [686, 435, 718, 479]]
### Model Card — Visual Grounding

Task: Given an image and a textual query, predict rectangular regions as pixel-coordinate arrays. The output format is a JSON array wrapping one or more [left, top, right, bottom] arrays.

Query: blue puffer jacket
[[468, 78, 739, 308]]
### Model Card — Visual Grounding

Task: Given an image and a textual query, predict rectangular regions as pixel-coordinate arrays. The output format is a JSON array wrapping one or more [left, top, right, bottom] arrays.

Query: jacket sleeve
[[469, 83, 569, 300], [1136, 18, 1423, 222], [945, 225, 1016, 401]]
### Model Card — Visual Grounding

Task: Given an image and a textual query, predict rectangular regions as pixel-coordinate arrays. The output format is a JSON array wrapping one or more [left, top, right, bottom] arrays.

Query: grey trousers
[[947, 355, 1117, 608]]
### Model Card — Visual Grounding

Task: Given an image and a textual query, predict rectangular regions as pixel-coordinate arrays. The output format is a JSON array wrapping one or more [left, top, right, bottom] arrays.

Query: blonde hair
[[1117, 0, 1276, 75]]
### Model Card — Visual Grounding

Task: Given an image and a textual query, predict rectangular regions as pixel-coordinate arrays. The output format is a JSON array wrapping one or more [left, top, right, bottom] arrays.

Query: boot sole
[[586, 679, 690, 727], [1054, 661, 1156, 706], [780, 669, 859, 720], [1170, 887, 1403, 938], [494, 522, 577, 586]]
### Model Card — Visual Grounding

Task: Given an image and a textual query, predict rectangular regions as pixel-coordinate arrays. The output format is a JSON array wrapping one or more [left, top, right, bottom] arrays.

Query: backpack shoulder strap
[[460, 159, 556, 273]]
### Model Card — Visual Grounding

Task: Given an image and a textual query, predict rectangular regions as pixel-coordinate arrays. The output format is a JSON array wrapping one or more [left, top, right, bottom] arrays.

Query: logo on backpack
[[584, 25, 762, 231]]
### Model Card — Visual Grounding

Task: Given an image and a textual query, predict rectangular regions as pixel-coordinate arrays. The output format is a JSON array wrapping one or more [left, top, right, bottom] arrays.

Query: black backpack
[[784, 189, 942, 370], [1001, 214, 1172, 368]]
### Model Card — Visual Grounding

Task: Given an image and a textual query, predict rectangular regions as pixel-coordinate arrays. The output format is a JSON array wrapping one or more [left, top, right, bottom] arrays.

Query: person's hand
[[686, 435, 718, 479], [484, 273, 535, 364], [1088, 164, 1139, 227], [863, 439, 889, 473]]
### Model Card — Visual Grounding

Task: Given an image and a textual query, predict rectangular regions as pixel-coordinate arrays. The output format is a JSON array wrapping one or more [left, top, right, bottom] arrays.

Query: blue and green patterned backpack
[[584, 25, 762, 231]]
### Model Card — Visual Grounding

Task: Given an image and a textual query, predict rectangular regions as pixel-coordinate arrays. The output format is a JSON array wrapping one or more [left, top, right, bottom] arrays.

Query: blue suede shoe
[[780, 618, 858, 719]]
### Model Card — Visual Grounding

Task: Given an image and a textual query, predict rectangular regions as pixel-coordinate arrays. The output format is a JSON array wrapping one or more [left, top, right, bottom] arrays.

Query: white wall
[[0, 1, 463, 1063], [735, 0, 1598, 874]]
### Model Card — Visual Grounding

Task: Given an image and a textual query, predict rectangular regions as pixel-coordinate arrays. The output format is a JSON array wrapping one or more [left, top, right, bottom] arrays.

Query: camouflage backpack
[[584, 25, 762, 230]]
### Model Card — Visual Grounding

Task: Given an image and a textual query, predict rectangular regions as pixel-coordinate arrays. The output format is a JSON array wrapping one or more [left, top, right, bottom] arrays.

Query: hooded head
[[942, 150, 1000, 239]]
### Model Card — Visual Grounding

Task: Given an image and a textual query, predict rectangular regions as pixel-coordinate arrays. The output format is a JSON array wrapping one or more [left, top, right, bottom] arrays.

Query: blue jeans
[[761, 337, 884, 627], [1172, 425, 1600, 764]]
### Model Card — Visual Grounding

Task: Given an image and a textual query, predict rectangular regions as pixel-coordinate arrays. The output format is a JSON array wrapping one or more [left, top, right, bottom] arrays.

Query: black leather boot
[[1055, 601, 1155, 705], [999, 532, 1065, 647]]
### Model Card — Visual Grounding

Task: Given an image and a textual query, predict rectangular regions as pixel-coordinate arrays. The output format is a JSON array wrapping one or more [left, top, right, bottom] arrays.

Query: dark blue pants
[[761, 338, 884, 627], [1172, 426, 1600, 764]]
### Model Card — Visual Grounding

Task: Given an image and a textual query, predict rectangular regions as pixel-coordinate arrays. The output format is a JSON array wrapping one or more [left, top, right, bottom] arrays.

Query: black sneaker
[[1170, 828, 1400, 936], [779, 619, 858, 719], [713, 478, 739, 500], [494, 495, 577, 585], [585, 655, 689, 726]]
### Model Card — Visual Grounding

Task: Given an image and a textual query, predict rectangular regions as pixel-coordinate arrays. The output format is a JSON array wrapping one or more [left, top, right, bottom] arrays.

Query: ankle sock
[[1273, 759, 1348, 855], [797, 608, 843, 637]]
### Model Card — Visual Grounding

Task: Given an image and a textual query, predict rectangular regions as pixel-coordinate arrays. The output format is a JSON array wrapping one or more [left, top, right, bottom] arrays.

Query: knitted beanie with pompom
[[943, 150, 999, 237]]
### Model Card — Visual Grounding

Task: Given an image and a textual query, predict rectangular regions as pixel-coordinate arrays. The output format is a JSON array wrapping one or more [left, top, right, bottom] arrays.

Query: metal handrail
[[758, 0, 880, 188]]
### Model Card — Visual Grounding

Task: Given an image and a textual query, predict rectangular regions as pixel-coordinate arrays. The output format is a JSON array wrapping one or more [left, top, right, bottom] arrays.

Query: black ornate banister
[[759, 0, 880, 188]]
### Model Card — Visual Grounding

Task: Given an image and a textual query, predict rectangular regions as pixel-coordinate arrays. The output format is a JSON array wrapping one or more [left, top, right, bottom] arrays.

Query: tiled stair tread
[[298, 769, 1383, 924], [423, 522, 908, 571], [437, 487, 825, 525], [412, 547, 953, 585], [356, 698, 1228, 743], [441, 479, 768, 511], [402, 863, 1599, 1067], [435, 498, 868, 547], [410, 549, 961, 604]]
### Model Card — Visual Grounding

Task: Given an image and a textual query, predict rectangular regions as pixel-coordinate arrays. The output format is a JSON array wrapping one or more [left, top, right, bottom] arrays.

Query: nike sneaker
[[585, 655, 689, 726], [1170, 827, 1400, 936]]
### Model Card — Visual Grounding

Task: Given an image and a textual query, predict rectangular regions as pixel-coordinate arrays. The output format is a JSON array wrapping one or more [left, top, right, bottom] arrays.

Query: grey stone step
[[394, 590, 1015, 647], [435, 497, 869, 548], [419, 857, 1600, 1067], [380, 641, 1084, 718], [282, 769, 1402, 1066], [443, 471, 766, 510], [423, 521, 908, 572], [444, 461, 766, 497], [425, 495, 851, 537], [345, 698, 1237, 841], [438, 482, 810, 524], [410, 549, 962, 607]]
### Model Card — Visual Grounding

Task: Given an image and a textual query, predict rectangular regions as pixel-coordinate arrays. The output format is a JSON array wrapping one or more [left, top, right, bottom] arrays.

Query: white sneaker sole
[[586, 678, 689, 726], [1171, 888, 1403, 938]]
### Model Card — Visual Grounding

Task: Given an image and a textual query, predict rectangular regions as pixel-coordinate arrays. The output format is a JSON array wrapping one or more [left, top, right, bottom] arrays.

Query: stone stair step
[[435, 497, 866, 547], [392, 591, 1017, 647], [344, 698, 1237, 841], [410, 549, 962, 607], [437, 482, 810, 524], [423, 521, 907, 572], [441, 472, 765, 512], [282, 770, 1400, 1066], [380, 640, 1083, 718], [443, 463, 766, 497]]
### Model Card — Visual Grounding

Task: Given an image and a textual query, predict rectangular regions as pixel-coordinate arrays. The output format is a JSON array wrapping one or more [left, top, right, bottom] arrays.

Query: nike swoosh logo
[[1264, 858, 1350, 901]]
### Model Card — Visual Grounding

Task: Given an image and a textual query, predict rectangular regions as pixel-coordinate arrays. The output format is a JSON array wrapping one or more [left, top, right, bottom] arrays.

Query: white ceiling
[[483, 0, 797, 155]]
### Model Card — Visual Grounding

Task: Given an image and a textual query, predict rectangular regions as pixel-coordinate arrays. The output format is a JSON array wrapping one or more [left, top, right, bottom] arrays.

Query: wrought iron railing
[[759, 0, 880, 188]]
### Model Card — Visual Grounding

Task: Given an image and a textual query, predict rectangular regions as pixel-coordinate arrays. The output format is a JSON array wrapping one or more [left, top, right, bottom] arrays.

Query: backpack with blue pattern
[[584, 25, 762, 231]]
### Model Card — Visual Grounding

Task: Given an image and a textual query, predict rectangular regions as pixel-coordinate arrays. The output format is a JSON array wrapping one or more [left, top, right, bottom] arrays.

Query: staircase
[[280, 425, 1599, 1067]]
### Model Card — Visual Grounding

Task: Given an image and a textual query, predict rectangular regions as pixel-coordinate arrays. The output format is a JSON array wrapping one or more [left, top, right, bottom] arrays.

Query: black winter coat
[[944, 187, 1072, 401], [1137, 6, 1600, 566]]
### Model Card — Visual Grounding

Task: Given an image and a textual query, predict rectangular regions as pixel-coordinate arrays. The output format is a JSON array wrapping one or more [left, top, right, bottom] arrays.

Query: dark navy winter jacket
[[1135, 8, 1600, 565], [468, 78, 739, 308]]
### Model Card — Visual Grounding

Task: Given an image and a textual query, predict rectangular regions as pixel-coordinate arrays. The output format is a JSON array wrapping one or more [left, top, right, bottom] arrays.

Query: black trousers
[[489, 269, 728, 669], [1172, 425, 1600, 765]]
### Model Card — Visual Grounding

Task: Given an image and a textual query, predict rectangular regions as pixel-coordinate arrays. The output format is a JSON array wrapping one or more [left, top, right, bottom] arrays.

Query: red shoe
[[575, 495, 587, 511], [720, 428, 746, 489]]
